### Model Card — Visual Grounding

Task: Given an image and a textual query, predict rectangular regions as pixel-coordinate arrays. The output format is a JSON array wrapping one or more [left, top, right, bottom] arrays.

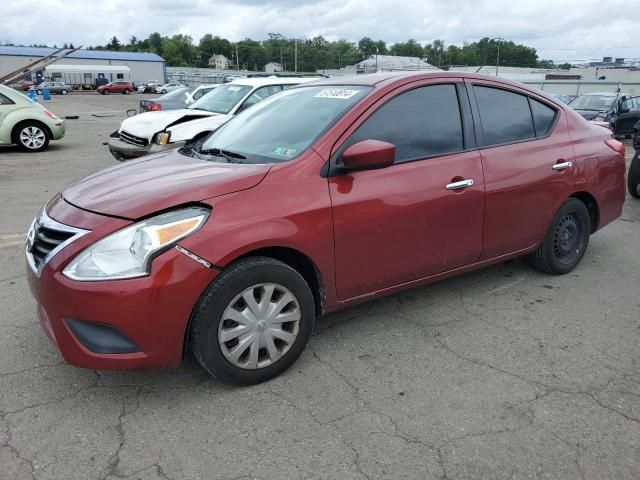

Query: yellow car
[[0, 84, 65, 152]]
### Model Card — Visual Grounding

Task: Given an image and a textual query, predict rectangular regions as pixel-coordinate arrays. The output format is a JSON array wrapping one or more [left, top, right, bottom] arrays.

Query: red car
[[26, 72, 626, 385], [97, 81, 134, 95]]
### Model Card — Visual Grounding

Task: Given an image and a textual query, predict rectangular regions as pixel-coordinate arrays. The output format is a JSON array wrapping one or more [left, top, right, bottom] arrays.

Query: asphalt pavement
[[0, 93, 638, 480]]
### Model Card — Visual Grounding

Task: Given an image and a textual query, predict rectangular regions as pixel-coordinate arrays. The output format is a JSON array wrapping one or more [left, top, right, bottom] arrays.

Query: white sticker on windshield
[[228, 86, 242, 91], [272, 147, 297, 158], [314, 89, 360, 99]]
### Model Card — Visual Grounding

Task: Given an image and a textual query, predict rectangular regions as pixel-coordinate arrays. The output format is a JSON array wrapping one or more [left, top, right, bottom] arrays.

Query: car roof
[[576, 92, 626, 97], [228, 76, 318, 87]]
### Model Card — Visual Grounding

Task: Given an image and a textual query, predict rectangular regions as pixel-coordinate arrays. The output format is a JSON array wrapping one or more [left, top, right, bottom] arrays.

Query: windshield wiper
[[198, 147, 247, 163]]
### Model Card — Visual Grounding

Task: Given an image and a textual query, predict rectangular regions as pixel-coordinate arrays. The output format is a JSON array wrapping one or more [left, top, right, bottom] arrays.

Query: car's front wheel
[[102, 89, 110, 95], [36, 89, 42, 95], [191, 257, 315, 385], [161, 89, 167, 94], [13, 122, 50, 152], [61, 89, 68, 95], [627, 150, 640, 199], [123, 89, 130, 95], [529, 198, 591, 274]]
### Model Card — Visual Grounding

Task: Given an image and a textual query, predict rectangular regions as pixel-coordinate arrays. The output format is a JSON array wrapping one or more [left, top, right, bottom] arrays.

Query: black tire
[[12, 121, 50, 152], [161, 89, 167, 94], [627, 150, 640, 199], [103, 89, 110, 95], [123, 89, 130, 95], [36, 89, 42, 95], [61, 89, 68, 95], [529, 198, 591, 275], [191, 257, 315, 385]]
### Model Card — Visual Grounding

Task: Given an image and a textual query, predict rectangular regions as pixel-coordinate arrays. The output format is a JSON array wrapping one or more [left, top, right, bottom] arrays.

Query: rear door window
[[529, 99, 557, 136], [474, 86, 535, 146], [342, 84, 464, 162]]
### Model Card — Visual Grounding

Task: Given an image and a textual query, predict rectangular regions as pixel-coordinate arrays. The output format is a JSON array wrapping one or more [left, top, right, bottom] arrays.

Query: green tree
[[358, 37, 376, 58], [106, 36, 121, 51], [148, 32, 163, 56], [162, 35, 197, 66]]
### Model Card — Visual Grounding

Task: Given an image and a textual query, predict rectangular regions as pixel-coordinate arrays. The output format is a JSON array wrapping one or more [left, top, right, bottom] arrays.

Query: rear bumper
[[26, 199, 218, 370], [108, 135, 184, 161]]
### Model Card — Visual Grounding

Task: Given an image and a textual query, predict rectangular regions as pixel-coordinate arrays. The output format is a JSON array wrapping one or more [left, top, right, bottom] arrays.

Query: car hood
[[118, 109, 220, 140], [62, 150, 271, 219]]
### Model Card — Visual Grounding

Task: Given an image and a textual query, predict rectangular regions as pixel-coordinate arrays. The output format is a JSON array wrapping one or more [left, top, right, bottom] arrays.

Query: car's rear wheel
[[123, 89, 130, 95], [61, 89, 68, 95], [627, 150, 640, 199], [191, 257, 315, 385], [36, 89, 42, 95], [13, 122, 50, 152], [161, 89, 167, 94], [529, 198, 591, 275]]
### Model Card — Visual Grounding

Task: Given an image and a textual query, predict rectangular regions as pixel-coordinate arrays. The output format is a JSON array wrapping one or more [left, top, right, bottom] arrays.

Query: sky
[[3, 0, 639, 63]]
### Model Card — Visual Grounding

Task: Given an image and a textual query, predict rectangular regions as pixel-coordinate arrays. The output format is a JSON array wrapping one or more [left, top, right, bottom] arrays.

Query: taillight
[[147, 103, 161, 111], [605, 138, 625, 155]]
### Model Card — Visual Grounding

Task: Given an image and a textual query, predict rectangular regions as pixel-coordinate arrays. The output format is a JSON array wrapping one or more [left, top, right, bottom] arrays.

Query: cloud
[[2, 0, 639, 62]]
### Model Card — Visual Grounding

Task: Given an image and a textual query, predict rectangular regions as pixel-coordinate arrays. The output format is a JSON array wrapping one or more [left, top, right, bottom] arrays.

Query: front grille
[[30, 224, 74, 269], [119, 131, 148, 147], [26, 209, 89, 277]]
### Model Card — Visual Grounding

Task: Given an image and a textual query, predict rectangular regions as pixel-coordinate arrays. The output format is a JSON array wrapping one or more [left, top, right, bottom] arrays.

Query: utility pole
[[494, 37, 503, 76], [236, 43, 239, 71], [294, 38, 298, 73]]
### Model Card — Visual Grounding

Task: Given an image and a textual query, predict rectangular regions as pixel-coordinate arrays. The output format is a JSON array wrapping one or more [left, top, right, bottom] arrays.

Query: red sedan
[[96, 81, 134, 95], [26, 72, 626, 384]]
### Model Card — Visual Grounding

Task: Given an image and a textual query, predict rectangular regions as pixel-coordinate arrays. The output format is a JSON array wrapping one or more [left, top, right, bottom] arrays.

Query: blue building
[[0, 46, 166, 88]]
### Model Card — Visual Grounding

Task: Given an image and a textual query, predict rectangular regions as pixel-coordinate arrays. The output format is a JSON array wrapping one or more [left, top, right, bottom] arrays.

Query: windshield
[[188, 84, 252, 114], [569, 95, 616, 111], [197, 85, 371, 163]]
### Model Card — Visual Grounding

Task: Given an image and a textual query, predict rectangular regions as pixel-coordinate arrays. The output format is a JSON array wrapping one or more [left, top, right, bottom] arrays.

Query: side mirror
[[341, 139, 395, 171]]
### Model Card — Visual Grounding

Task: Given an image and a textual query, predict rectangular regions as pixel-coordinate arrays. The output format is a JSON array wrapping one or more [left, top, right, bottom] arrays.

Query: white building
[[0, 45, 165, 86], [208, 54, 230, 70], [264, 62, 283, 73], [356, 55, 439, 73]]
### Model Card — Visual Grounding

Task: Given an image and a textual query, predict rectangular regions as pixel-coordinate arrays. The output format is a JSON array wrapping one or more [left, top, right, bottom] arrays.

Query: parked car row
[[108, 77, 313, 160], [567, 91, 640, 137], [138, 84, 218, 113]]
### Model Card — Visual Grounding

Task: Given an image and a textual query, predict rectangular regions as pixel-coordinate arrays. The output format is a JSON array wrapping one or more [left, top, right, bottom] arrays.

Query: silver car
[[29, 82, 72, 95], [154, 82, 186, 94]]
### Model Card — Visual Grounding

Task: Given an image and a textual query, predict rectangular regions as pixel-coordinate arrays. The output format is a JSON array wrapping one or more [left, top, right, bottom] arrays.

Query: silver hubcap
[[218, 283, 301, 370], [20, 126, 45, 149]]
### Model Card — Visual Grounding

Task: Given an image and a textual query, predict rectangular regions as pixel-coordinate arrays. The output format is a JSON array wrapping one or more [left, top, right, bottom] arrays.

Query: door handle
[[446, 179, 474, 190], [552, 161, 573, 171]]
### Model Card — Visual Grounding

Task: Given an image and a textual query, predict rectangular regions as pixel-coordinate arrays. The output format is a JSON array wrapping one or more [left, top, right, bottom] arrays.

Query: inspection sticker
[[314, 89, 360, 99], [272, 147, 297, 158]]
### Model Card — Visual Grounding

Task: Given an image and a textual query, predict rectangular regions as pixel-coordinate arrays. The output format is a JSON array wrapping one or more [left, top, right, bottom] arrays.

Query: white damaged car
[[108, 77, 315, 161]]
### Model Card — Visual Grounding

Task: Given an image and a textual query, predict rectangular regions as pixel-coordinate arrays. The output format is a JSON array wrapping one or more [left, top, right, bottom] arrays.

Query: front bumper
[[108, 135, 185, 161], [25, 198, 218, 370], [50, 120, 65, 140]]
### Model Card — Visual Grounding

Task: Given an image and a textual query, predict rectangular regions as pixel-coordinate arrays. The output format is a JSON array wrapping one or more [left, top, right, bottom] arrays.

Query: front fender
[[0, 106, 48, 144]]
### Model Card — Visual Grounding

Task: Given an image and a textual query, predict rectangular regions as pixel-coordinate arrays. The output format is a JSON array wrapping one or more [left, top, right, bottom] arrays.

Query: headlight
[[154, 132, 171, 145], [63, 207, 209, 281]]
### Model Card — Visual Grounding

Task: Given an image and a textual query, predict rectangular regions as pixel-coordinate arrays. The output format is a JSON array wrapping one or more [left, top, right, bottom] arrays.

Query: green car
[[0, 84, 65, 152]]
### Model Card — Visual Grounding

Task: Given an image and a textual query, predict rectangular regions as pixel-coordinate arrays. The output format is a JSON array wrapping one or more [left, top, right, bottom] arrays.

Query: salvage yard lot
[[1, 93, 639, 479]]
